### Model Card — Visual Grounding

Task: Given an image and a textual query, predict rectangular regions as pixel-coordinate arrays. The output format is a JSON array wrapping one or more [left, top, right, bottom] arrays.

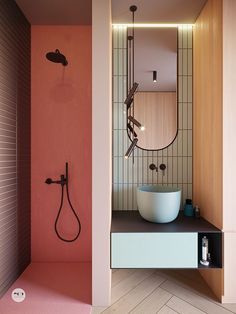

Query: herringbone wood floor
[[92, 269, 236, 314]]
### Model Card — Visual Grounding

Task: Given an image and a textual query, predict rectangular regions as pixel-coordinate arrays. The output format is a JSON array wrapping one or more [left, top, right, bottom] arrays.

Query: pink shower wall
[[31, 26, 91, 261]]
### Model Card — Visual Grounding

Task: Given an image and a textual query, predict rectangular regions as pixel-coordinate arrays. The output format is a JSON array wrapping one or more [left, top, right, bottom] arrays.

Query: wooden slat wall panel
[[193, 0, 223, 300], [0, 0, 30, 298]]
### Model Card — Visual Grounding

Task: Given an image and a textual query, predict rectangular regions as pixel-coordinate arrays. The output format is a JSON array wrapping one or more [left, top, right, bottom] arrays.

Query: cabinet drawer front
[[111, 233, 198, 268]]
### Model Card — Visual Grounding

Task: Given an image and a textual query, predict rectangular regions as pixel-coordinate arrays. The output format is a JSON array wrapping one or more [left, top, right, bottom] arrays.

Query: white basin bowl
[[137, 185, 181, 223]]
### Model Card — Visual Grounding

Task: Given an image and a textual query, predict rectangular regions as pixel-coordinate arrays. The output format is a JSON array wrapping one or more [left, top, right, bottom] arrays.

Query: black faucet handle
[[149, 163, 158, 171], [159, 164, 166, 171], [45, 176, 66, 186]]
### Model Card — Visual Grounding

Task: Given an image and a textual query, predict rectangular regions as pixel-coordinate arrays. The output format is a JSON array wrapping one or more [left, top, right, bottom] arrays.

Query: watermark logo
[[11, 288, 26, 303]]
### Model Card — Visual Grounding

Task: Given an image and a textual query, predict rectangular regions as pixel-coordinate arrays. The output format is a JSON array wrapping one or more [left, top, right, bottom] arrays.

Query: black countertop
[[111, 210, 221, 233]]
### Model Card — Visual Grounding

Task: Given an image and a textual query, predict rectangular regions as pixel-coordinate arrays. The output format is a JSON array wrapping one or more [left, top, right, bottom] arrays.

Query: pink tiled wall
[[31, 26, 91, 262]]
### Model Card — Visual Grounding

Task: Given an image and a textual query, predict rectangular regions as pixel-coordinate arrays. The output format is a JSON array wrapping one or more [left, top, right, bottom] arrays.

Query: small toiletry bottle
[[184, 199, 194, 217], [194, 205, 200, 218], [202, 236, 208, 261]]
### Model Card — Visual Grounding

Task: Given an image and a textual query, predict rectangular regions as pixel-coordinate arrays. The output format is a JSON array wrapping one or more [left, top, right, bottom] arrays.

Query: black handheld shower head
[[46, 49, 68, 66]]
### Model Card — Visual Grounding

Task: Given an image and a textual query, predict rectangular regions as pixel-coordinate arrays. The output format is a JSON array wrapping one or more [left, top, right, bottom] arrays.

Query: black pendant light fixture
[[128, 116, 145, 131], [124, 5, 145, 160], [127, 123, 137, 138], [153, 70, 157, 82], [124, 82, 139, 109], [125, 138, 138, 159]]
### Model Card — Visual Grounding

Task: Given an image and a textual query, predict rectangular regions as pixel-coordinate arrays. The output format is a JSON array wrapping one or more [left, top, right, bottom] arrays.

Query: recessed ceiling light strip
[[113, 23, 194, 28]]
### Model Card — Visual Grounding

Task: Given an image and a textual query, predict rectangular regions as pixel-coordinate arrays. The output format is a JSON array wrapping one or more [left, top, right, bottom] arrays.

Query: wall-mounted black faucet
[[149, 163, 167, 175]]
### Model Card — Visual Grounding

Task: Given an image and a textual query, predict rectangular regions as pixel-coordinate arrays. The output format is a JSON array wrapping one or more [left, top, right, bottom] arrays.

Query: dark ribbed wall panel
[[0, 0, 30, 297]]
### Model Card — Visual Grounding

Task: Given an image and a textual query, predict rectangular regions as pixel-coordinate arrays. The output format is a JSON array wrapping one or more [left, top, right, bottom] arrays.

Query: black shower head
[[46, 49, 68, 66]]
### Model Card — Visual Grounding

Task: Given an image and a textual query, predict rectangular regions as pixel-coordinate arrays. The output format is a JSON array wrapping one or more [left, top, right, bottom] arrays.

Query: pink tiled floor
[[0, 262, 92, 314]]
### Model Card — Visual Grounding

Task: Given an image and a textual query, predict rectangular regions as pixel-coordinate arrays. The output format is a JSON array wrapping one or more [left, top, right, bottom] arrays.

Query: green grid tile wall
[[112, 26, 193, 210]]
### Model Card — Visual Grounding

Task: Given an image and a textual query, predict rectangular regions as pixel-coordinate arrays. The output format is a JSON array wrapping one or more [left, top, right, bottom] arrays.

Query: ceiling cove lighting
[[128, 116, 145, 131], [125, 138, 138, 159], [113, 24, 194, 28], [153, 71, 157, 82]]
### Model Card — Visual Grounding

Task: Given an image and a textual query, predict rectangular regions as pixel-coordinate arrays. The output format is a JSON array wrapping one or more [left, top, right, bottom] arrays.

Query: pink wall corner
[[31, 26, 92, 262]]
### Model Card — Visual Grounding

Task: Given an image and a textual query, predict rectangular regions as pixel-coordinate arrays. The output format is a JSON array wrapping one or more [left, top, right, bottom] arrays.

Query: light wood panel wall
[[134, 92, 177, 150], [193, 0, 223, 301]]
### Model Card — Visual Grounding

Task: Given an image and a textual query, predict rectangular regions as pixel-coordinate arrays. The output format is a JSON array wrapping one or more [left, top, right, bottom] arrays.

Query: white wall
[[92, 0, 112, 306], [223, 0, 236, 303]]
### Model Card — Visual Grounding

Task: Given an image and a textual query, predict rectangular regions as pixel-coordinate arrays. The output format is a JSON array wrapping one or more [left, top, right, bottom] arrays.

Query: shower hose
[[46, 162, 81, 242], [55, 181, 81, 242]]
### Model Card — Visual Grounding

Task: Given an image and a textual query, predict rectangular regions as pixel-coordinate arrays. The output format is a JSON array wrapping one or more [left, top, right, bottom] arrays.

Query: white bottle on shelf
[[202, 243, 207, 261], [200, 236, 209, 266]]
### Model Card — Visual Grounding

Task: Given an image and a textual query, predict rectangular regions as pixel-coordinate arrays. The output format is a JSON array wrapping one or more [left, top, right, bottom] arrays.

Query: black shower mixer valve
[[45, 175, 67, 186]]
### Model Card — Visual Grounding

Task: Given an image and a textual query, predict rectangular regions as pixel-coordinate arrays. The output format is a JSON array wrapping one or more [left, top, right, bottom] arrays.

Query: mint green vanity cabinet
[[111, 211, 222, 269], [111, 232, 198, 268]]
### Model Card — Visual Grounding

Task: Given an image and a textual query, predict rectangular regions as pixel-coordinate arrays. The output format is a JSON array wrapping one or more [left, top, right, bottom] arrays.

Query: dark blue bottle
[[184, 199, 194, 217]]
